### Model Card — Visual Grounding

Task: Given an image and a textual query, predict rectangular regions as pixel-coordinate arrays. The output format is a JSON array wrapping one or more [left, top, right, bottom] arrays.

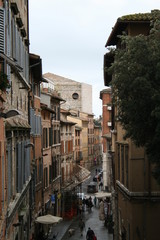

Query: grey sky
[[29, 0, 160, 117]]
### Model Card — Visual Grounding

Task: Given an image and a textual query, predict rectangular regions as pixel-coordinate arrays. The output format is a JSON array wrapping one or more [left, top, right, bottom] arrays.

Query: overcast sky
[[29, 0, 160, 118]]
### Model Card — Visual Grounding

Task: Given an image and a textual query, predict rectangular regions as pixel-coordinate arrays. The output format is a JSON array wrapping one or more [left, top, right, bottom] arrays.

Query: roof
[[41, 104, 55, 113], [43, 72, 78, 84], [60, 108, 71, 116], [60, 120, 76, 125], [62, 165, 91, 191], [100, 87, 112, 99], [51, 91, 65, 102], [29, 53, 42, 82], [105, 10, 159, 47]]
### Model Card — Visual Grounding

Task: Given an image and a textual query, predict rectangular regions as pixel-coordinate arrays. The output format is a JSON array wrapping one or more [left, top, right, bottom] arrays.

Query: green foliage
[[0, 72, 10, 91], [107, 11, 160, 183]]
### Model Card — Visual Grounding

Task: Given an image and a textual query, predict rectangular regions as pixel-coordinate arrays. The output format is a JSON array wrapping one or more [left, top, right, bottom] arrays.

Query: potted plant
[[0, 72, 10, 92]]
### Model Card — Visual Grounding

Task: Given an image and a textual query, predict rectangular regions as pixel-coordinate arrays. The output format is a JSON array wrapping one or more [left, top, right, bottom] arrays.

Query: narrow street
[[61, 166, 113, 240], [61, 204, 113, 240]]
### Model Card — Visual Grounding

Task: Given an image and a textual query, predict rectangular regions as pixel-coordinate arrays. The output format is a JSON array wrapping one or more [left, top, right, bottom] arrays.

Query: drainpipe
[[143, 151, 146, 240]]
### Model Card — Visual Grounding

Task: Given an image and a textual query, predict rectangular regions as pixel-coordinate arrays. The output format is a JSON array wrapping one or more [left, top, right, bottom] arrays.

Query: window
[[43, 128, 48, 148], [118, 144, 120, 180], [125, 145, 129, 188], [49, 127, 53, 146], [72, 92, 79, 100], [121, 145, 124, 184], [44, 167, 48, 188], [0, 8, 4, 52]]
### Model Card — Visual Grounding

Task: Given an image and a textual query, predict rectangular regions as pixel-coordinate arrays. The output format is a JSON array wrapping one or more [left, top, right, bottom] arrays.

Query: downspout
[[143, 151, 146, 240]]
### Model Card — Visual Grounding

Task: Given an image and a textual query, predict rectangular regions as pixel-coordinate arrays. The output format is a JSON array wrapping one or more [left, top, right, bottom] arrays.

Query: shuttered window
[[7, 143, 12, 202], [0, 8, 4, 52], [49, 127, 53, 146], [16, 140, 30, 193], [16, 142, 22, 192], [30, 108, 41, 135], [1, 155, 4, 209], [10, 10, 29, 82], [6, 9, 11, 82]]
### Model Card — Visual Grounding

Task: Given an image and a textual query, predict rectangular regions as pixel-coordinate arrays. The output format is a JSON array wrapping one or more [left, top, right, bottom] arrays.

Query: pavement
[[47, 216, 78, 240]]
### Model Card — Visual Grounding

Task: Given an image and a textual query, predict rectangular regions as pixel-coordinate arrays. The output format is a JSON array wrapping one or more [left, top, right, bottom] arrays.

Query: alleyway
[[61, 203, 113, 240], [49, 165, 113, 240]]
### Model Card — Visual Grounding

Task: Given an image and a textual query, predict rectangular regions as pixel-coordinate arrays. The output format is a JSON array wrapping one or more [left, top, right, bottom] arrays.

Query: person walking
[[79, 218, 85, 236], [86, 227, 94, 240], [79, 202, 83, 215], [94, 196, 97, 207], [99, 181, 103, 190]]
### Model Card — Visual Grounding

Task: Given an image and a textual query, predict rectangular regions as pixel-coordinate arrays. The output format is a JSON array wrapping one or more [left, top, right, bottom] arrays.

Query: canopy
[[94, 192, 111, 199], [35, 214, 63, 225]]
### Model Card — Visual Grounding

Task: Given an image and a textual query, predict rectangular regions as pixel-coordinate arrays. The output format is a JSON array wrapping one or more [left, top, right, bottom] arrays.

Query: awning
[[62, 165, 91, 191], [74, 165, 91, 183], [60, 120, 76, 125], [5, 118, 31, 129], [35, 215, 63, 225], [94, 191, 111, 199]]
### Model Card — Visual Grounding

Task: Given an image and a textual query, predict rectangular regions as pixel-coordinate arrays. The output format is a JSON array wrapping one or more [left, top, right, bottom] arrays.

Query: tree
[[106, 11, 160, 183]]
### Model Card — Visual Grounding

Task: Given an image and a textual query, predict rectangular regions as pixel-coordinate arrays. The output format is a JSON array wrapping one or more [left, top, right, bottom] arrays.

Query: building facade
[[100, 88, 112, 192], [104, 10, 160, 240], [29, 53, 43, 239], [0, 1, 31, 240], [93, 119, 102, 168], [43, 73, 93, 114], [41, 82, 64, 218]]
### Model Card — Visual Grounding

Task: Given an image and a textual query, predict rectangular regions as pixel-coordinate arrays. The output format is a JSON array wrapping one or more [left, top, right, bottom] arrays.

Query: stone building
[[0, 1, 31, 239], [104, 10, 160, 240], [67, 111, 94, 169], [60, 109, 77, 219], [0, 91, 7, 240], [100, 88, 112, 192], [93, 119, 102, 167], [41, 81, 65, 217], [60, 109, 75, 187], [74, 125, 83, 165], [43, 73, 92, 114]]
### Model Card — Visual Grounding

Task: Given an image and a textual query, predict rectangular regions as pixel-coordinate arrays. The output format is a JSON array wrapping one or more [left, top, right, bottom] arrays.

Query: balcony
[[21, 28, 26, 38], [16, 17, 23, 28], [11, 3, 19, 15]]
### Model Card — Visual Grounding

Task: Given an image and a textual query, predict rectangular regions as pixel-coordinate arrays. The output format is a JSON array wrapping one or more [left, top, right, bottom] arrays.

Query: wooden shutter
[[7, 144, 12, 202], [0, 8, 4, 52], [22, 141, 25, 185], [17, 142, 22, 192]]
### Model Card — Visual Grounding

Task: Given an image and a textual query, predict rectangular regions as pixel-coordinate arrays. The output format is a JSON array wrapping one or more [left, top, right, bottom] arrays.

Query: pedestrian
[[99, 181, 103, 190], [82, 197, 86, 211], [79, 202, 83, 215], [94, 196, 97, 207], [79, 218, 85, 236], [86, 227, 94, 240], [88, 197, 93, 212]]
